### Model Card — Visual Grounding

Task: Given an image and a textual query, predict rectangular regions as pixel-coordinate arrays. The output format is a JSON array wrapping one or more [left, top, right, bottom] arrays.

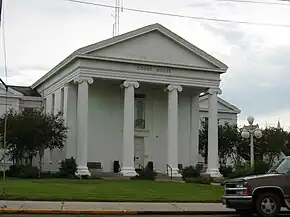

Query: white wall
[[0, 83, 239, 173], [85, 82, 237, 173], [41, 88, 66, 172]]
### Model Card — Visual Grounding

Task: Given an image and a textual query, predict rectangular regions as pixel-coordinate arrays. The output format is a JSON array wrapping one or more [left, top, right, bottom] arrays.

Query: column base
[[120, 167, 137, 177], [75, 166, 91, 177], [205, 168, 222, 178], [167, 168, 182, 178]]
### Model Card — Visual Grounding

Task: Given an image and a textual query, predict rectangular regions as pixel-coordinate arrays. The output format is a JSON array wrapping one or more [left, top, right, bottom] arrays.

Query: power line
[[215, 0, 290, 6], [65, 0, 290, 28]]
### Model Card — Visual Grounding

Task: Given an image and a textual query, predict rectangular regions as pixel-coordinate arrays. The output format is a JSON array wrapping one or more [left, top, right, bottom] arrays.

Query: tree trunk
[[38, 146, 45, 178]]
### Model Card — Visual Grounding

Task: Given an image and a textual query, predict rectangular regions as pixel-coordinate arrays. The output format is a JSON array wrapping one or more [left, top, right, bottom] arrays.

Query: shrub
[[228, 163, 253, 179], [182, 165, 200, 180], [133, 162, 157, 180], [185, 175, 213, 185], [59, 157, 77, 178], [135, 168, 157, 180], [6, 164, 38, 178], [253, 161, 271, 175], [219, 165, 233, 178], [7, 165, 22, 177], [19, 165, 39, 179]]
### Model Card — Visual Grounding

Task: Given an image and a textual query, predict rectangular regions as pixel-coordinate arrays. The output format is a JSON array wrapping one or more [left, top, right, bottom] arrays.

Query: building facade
[[0, 23, 241, 177]]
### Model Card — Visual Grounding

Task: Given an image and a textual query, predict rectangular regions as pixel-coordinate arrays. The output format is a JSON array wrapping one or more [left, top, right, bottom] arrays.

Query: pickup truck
[[222, 156, 290, 217]]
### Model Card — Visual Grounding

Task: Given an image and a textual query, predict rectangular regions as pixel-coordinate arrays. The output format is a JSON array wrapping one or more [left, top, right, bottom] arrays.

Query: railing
[[138, 164, 144, 170], [166, 164, 172, 180]]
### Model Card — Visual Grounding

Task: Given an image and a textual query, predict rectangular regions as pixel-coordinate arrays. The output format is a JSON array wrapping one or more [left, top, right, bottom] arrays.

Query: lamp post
[[241, 116, 262, 169]]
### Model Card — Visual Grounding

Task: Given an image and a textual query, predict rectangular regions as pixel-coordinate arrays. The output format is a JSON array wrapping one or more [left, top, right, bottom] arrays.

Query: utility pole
[[0, 78, 8, 180], [0, 0, 8, 181], [112, 0, 123, 37]]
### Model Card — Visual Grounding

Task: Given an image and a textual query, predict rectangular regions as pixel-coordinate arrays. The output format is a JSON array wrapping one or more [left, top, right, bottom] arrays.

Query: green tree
[[0, 108, 67, 175], [199, 121, 290, 168], [238, 127, 289, 165], [199, 120, 243, 165]]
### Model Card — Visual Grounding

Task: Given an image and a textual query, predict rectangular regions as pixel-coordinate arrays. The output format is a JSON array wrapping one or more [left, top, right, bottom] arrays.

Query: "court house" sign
[[136, 65, 171, 74]]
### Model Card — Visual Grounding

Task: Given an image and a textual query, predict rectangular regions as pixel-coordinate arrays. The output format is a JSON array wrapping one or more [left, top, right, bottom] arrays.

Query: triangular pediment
[[77, 23, 227, 72], [199, 94, 241, 114]]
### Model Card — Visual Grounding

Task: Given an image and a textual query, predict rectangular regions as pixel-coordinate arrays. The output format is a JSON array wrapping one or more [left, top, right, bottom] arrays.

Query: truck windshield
[[268, 157, 290, 174]]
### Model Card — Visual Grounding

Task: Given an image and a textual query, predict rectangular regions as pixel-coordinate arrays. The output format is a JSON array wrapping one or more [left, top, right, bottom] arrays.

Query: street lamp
[[241, 116, 262, 169]]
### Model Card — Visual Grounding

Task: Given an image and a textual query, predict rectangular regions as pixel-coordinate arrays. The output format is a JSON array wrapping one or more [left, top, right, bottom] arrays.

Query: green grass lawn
[[0, 179, 223, 202]]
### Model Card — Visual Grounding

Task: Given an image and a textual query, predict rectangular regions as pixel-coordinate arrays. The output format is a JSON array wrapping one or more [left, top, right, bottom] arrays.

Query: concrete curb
[[0, 209, 138, 215], [0, 198, 222, 203], [0, 209, 289, 215]]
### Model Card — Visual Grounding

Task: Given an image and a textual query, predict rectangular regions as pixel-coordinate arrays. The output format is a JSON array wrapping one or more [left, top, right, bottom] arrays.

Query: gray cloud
[[220, 45, 290, 116], [1, 0, 290, 125]]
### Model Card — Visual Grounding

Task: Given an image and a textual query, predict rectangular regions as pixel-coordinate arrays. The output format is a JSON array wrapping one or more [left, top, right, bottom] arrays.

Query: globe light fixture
[[241, 130, 250, 139], [241, 116, 262, 169]]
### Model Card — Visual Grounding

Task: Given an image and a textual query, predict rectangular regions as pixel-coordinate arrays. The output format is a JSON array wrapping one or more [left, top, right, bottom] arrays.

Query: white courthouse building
[[0, 24, 240, 177]]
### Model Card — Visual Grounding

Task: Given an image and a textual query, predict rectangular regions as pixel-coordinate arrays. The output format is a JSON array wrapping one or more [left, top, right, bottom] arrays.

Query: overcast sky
[[1, 0, 290, 129]]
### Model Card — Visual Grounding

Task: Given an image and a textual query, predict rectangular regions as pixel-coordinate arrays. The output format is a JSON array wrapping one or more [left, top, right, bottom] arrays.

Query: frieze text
[[136, 65, 171, 74]]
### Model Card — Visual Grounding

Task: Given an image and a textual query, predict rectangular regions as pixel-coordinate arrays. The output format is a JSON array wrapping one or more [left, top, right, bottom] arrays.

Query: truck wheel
[[255, 192, 281, 217]]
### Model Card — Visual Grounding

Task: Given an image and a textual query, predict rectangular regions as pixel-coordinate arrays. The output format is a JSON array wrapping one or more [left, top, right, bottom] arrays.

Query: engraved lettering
[[137, 66, 153, 71], [136, 65, 172, 75]]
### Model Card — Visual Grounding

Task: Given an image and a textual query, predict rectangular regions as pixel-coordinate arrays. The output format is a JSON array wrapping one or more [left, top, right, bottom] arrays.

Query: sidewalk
[[0, 200, 288, 215]]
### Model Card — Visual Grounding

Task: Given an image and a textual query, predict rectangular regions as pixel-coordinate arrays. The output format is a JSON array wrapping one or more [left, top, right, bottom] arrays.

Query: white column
[[166, 84, 182, 177], [206, 88, 222, 177], [74, 77, 94, 176], [190, 93, 200, 166], [63, 83, 78, 159], [120, 80, 139, 177]]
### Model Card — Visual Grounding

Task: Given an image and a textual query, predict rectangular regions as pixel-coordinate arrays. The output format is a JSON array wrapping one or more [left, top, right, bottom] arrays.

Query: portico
[[33, 23, 229, 177], [69, 74, 223, 178]]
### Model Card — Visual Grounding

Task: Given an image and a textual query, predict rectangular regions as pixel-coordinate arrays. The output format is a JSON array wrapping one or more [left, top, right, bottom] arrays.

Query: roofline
[[0, 84, 24, 96], [199, 93, 241, 114], [31, 54, 77, 89], [78, 23, 228, 70], [31, 23, 228, 89]]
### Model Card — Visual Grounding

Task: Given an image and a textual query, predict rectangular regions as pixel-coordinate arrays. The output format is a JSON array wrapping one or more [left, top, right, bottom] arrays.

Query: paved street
[[0, 201, 289, 216], [0, 215, 289, 217], [0, 215, 245, 217]]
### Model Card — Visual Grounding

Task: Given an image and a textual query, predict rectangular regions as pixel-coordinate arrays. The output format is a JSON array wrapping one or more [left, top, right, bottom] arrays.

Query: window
[[134, 94, 145, 129], [60, 88, 64, 114], [51, 93, 55, 114]]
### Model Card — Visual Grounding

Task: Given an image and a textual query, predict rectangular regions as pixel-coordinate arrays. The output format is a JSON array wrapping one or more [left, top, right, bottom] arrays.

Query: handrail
[[166, 164, 172, 180], [138, 164, 144, 170]]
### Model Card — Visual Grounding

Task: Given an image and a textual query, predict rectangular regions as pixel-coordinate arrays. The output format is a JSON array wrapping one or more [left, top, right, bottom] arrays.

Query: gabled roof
[[76, 23, 228, 69], [31, 23, 228, 89], [199, 93, 241, 114], [9, 85, 41, 97], [0, 84, 23, 97]]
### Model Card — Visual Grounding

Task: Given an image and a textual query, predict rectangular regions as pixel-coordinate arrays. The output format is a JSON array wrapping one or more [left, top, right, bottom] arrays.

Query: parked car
[[222, 156, 290, 217]]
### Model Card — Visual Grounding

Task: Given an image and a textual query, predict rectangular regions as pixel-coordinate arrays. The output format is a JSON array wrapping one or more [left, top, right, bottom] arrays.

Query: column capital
[[166, 84, 182, 92], [207, 88, 222, 95], [121, 80, 139, 89], [73, 77, 94, 85]]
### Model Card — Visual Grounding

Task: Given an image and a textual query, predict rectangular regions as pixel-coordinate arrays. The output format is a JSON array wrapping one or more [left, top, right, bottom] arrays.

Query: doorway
[[134, 137, 145, 169]]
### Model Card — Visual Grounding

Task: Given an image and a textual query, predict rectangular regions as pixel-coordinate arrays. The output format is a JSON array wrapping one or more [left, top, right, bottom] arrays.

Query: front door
[[134, 137, 145, 169]]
